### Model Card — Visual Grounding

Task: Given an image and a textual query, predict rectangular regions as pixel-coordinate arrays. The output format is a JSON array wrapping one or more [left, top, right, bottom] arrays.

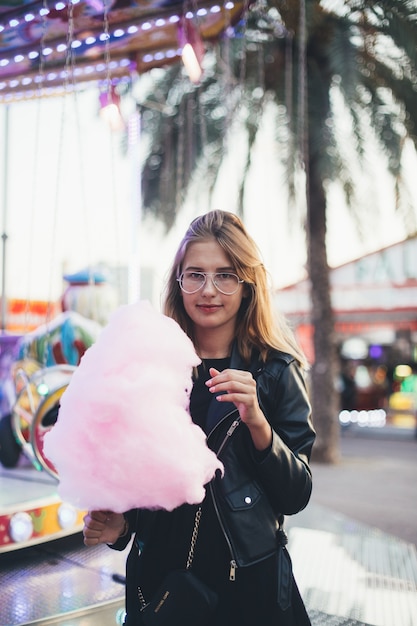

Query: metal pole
[[1, 104, 9, 332], [128, 108, 141, 304]]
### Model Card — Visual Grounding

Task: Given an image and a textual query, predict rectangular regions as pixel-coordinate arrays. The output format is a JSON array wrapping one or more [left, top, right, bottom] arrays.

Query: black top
[[190, 357, 231, 433]]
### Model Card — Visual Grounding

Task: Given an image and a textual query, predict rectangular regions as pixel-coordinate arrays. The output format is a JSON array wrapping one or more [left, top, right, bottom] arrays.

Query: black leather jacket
[[205, 344, 315, 569], [113, 345, 315, 573]]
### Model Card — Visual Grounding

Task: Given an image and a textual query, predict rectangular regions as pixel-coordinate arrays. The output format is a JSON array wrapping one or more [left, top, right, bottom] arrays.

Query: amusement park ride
[[0, 300, 129, 626], [0, 311, 101, 554], [0, 0, 248, 555], [0, 363, 81, 552], [0, 1, 252, 623]]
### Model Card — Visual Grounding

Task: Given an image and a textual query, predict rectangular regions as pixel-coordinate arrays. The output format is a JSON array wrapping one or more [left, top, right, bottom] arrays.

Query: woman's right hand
[[83, 510, 126, 546]]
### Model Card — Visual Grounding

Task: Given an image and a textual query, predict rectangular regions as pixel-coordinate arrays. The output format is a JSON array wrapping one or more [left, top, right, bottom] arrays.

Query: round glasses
[[177, 271, 244, 295]]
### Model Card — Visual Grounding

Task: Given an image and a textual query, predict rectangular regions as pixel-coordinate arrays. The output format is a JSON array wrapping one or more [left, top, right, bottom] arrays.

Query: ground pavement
[[2, 424, 417, 626], [307, 425, 417, 546], [285, 424, 417, 626]]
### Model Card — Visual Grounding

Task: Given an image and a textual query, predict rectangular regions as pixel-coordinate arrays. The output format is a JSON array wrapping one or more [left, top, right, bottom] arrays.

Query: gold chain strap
[[186, 506, 202, 570]]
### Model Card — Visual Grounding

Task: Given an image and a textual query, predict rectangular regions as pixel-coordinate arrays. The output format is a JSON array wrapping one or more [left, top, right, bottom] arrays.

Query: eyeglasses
[[177, 271, 244, 295]]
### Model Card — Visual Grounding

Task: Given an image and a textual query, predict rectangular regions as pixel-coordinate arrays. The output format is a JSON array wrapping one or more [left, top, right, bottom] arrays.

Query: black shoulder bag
[[137, 505, 218, 626]]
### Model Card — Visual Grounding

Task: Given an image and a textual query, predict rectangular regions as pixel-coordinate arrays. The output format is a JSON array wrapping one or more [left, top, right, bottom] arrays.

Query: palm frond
[[138, 0, 417, 237], [140, 57, 233, 230], [369, 56, 417, 145]]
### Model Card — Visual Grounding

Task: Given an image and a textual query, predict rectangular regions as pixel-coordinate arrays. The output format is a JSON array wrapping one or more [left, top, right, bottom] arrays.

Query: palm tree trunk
[[307, 154, 340, 463]]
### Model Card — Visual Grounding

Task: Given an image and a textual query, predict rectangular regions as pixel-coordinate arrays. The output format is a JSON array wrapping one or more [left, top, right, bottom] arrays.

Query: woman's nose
[[201, 275, 217, 294]]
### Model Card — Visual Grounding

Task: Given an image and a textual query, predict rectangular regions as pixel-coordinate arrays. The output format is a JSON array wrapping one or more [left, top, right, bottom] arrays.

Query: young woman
[[83, 210, 315, 625]]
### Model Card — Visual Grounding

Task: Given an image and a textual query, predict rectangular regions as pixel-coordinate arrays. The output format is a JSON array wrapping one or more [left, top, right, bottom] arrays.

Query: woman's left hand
[[206, 367, 272, 451]]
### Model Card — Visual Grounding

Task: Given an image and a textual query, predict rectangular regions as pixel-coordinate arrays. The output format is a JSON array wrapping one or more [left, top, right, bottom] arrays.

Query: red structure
[[275, 235, 417, 422]]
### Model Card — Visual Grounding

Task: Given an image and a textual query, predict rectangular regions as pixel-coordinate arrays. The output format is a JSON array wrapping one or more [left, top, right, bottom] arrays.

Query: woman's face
[[180, 239, 245, 339]]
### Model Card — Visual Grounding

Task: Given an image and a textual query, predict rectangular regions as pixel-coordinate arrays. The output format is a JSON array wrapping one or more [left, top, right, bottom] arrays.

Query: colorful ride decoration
[[0, 496, 86, 553], [8, 310, 102, 473], [0, 272, 114, 551], [0, 312, 102, 552], [1, 361, 86, 552], [17, 310, 103, 367], [12, 362, 76, 478]]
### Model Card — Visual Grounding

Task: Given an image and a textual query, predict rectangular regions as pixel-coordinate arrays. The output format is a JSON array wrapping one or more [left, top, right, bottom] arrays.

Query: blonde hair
[[163, 210, 307, 368]]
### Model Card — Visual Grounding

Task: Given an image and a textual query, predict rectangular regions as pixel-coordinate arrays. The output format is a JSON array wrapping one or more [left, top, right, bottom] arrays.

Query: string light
[[0, 59, 132, 102], [0, 3, 232, 46], [0, 1, 238, 100]]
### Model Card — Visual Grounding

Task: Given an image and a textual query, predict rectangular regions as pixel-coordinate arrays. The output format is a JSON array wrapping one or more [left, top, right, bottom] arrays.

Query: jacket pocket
[[224, 481, 262, 511]]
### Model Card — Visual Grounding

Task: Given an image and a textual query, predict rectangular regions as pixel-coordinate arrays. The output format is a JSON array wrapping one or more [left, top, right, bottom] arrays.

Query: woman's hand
[[83, 510, 127, 546], [206, 367, 272, 451]]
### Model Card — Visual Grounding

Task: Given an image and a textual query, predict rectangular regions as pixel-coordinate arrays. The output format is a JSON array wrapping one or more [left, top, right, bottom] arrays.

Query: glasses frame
[[177, 271, 244, 295]]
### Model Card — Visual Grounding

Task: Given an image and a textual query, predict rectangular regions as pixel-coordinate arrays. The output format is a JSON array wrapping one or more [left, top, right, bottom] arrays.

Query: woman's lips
[[196, 304, 222, 313]]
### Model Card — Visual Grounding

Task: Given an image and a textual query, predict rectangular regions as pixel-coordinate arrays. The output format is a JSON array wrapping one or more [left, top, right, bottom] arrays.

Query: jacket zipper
[[206, 407, 239, 441], [208, 410, 241, 581], [215, 415, 241, 456], [209, 481, 238, 581]]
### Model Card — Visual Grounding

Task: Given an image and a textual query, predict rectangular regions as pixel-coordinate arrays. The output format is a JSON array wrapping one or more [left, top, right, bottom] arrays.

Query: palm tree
[[138, 0, 417, 462]]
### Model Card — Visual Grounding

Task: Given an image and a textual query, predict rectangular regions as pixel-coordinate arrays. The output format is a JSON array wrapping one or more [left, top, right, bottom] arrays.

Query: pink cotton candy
[[43, 301, 223, 512]]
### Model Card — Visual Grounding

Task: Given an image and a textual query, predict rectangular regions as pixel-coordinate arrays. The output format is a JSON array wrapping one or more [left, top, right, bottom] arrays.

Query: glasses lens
[[213, 273, 240, 294], [179, 272, 241, 294], [180, 272, 205, 293]]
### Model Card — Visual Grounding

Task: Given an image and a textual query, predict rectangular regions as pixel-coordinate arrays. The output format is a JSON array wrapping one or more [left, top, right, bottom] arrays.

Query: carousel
[[0, 359, 79, 552], [0, 0, 247, 549], [0, 279, 134, 626], [0, 1, 249, 624], [0, 309, 101, 554]]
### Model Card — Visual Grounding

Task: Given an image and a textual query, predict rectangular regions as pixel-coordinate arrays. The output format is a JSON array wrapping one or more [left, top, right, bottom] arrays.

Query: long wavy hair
[[163, 210, 307, 368]]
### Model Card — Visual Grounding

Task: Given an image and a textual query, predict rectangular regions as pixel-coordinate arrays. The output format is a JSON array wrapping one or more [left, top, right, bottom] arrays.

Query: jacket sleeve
[[252, 359, 315, 516], [108, 508, 157, 552], [108, 509, 137, 551]]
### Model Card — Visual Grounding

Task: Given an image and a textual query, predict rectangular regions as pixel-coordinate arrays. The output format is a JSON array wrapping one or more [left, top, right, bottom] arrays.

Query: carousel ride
[[0, 285, 130, 626], [0, 305, 103, 553]]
